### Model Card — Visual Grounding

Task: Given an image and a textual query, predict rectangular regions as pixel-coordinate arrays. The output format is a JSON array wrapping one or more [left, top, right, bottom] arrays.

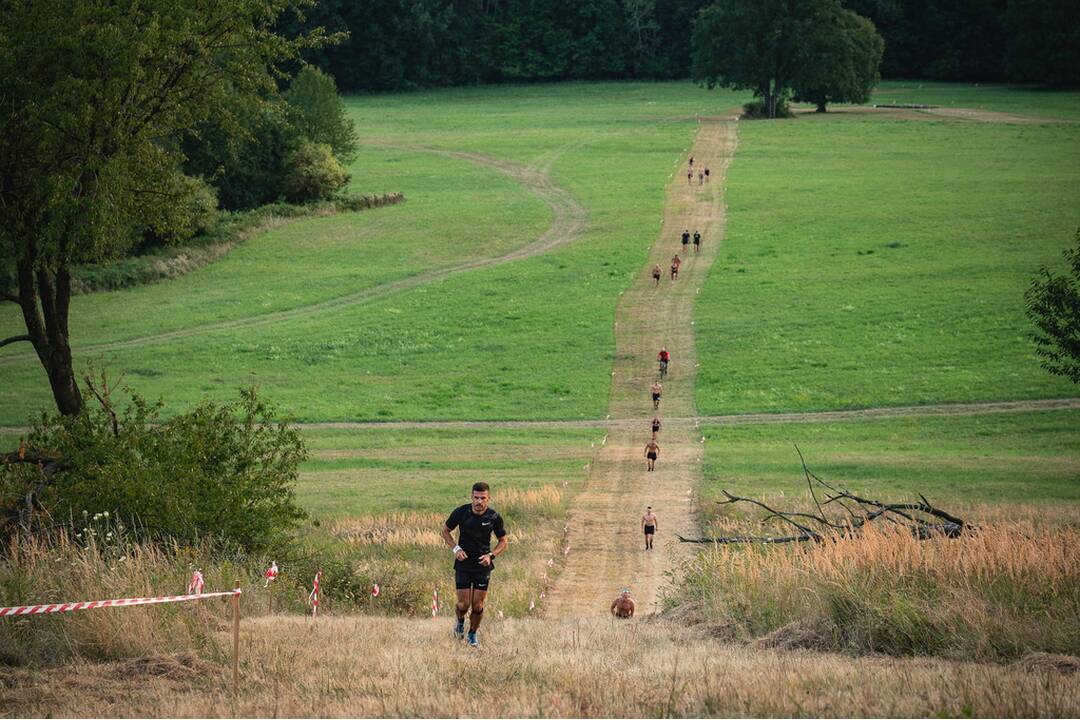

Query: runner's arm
[[442, 525, 467, 561]]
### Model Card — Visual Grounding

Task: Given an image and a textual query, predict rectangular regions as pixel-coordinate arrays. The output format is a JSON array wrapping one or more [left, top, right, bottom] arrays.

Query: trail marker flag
[[432, 588, 439, 617], [309, 571, 321, 618], [371, 582, 380, 598], [264, 561, 279, 587], [187, 570, 205, 595]]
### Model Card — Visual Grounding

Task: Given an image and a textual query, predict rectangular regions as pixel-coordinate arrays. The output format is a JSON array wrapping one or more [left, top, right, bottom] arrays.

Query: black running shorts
[[455, 565, 491, 591]]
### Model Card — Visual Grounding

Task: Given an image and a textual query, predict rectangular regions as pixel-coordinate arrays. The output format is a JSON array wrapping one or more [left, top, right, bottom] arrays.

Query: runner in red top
[[658, 347, 670, 377]]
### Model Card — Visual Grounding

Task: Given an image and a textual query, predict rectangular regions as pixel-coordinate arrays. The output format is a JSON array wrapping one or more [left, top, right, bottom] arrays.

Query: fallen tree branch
[[679, 446, 967, 545]]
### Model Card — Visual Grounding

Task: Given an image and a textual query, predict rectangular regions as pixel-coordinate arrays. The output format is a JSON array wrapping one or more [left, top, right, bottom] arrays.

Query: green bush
[[4, 383, 308, 554], [283, 141, 348, 203], [285, 66, 359, 163], [741, 99, 794, 119]]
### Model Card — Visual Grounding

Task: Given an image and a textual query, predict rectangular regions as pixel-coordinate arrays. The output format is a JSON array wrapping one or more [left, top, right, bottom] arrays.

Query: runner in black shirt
[[441, 482, 508, 647], [681, 230, 690, 252]]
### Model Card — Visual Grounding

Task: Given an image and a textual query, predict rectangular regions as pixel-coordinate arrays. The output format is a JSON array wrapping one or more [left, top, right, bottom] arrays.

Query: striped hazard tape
[[0, 588, 241, 618]]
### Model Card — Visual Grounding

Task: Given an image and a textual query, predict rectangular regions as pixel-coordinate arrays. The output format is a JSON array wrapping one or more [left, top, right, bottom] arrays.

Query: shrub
[[283, 142, 348, 203], [3, 381, 308, 555], [742, 99, 794, 119]]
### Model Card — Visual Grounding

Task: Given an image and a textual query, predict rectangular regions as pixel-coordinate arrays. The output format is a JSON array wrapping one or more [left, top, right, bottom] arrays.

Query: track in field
[[0, 145, 587, 365], [544, 115, 739, 618]]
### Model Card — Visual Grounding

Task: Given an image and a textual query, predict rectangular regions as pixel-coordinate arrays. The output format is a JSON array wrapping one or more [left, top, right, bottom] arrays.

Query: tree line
[[286, 0, 1078, 91]]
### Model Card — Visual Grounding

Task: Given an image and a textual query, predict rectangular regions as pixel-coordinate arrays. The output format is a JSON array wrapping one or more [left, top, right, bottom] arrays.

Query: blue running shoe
[[453, 620, 465, 639], [467, 631, 479, 647]]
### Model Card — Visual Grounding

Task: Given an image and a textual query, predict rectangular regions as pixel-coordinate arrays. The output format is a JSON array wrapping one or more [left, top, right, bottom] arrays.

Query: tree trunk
[[15, 248, 83, 416]]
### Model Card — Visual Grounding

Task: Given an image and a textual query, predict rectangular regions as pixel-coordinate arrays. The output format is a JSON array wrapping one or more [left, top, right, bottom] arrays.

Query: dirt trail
[[544, 116, 738, 618], [0, 146, 586, 365]]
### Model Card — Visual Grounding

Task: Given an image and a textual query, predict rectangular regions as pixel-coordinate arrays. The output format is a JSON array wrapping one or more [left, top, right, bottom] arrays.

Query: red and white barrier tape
[[0, 588, 240, 618]]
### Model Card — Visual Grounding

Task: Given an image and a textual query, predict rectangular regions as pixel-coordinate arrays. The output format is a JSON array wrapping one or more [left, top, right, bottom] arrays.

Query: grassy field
[[285, 427, 601, 617], [871, 80, 1080, 120], [694, 111, 1080, 415], [697, 410, 1080, 524], [0, 83, 745, 426]]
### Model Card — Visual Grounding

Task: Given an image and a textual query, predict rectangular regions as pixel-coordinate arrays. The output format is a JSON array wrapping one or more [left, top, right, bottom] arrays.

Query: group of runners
[[441, 154, 703, 639], [651, 231, 702, 287], [686, 154, 710, 185]]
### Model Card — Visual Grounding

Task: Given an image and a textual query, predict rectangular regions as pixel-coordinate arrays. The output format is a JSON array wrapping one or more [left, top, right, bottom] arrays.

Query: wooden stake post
[[232, 580, 241, 694]]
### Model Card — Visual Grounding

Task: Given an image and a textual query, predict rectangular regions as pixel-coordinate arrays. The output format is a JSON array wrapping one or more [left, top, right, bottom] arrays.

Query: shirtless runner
[[670, 254, 682, 281], [651, 416, 661, 438], [611, 588, 635, 619], [651, 380, 662, 410], [642, 506, 658, 550], [644, 439, 659, 472], [652, 263, 662, 287]]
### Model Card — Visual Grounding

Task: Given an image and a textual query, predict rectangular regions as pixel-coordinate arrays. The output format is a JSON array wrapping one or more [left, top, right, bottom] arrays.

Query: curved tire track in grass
[[0, 145, 587, 364]]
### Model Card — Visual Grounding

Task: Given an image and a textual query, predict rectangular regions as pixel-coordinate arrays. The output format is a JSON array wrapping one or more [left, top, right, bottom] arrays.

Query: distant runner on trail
[[642, 507, 658, 550], [652, 263, 662, 286], [441, 482, 508, 647], [698, 170, 704, 185], [688, 155, 693, 169], [704, 166, 710, 182], [651, 416, 662, 438], [658, 347, 670, 377], [686, 168, 692, 185], [611, 589, 636, 618], [693, 230, 701, 254], [670, 254, 682, 281], [651, 380, 662, 410], [644, 439, 659, 471], [681, 229, 690, 252]]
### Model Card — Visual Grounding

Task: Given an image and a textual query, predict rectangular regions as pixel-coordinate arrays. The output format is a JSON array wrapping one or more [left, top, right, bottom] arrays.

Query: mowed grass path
[[0, 83, 742, 426], [695, 108, 1080, 415]]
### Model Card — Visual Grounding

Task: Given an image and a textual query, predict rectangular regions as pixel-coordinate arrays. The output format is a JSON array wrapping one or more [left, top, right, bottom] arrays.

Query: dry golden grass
[[676, 520, 1080, 660], [0, 525, 232, 667], [331, 512, 447, 547], [4, 615, 1079, 717]]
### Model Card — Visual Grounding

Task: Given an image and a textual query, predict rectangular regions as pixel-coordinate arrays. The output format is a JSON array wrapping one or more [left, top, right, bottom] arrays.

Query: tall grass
[[0, 521, 240, 667], [6, 616, 1080, 717], [672, 521, 1080, 661]]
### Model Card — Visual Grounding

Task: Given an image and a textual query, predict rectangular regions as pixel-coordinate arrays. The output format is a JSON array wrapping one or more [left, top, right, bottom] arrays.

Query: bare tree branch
[[0, 334, 32, 348], [679, 449, 967, 545]]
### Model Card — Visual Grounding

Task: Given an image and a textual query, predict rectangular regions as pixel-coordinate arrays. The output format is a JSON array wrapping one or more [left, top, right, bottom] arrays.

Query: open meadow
[[3, 80, 1080, 717]]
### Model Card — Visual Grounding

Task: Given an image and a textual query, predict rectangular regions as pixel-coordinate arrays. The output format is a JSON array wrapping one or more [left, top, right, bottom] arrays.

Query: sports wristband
[[452, 545, 462, 555]]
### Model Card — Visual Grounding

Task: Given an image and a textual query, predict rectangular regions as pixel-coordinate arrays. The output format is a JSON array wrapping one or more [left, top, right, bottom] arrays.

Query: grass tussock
[[331, 512, 445, 547], [496, 485, 563, 519], [673, 521, 1080, 661]]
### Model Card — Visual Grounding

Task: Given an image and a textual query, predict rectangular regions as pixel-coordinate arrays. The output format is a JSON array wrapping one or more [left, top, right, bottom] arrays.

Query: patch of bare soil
[[922, 107, 1070, 124]]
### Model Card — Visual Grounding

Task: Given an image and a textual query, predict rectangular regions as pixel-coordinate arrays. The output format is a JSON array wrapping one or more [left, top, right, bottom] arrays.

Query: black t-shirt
[[446, 504, 506, 569]]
